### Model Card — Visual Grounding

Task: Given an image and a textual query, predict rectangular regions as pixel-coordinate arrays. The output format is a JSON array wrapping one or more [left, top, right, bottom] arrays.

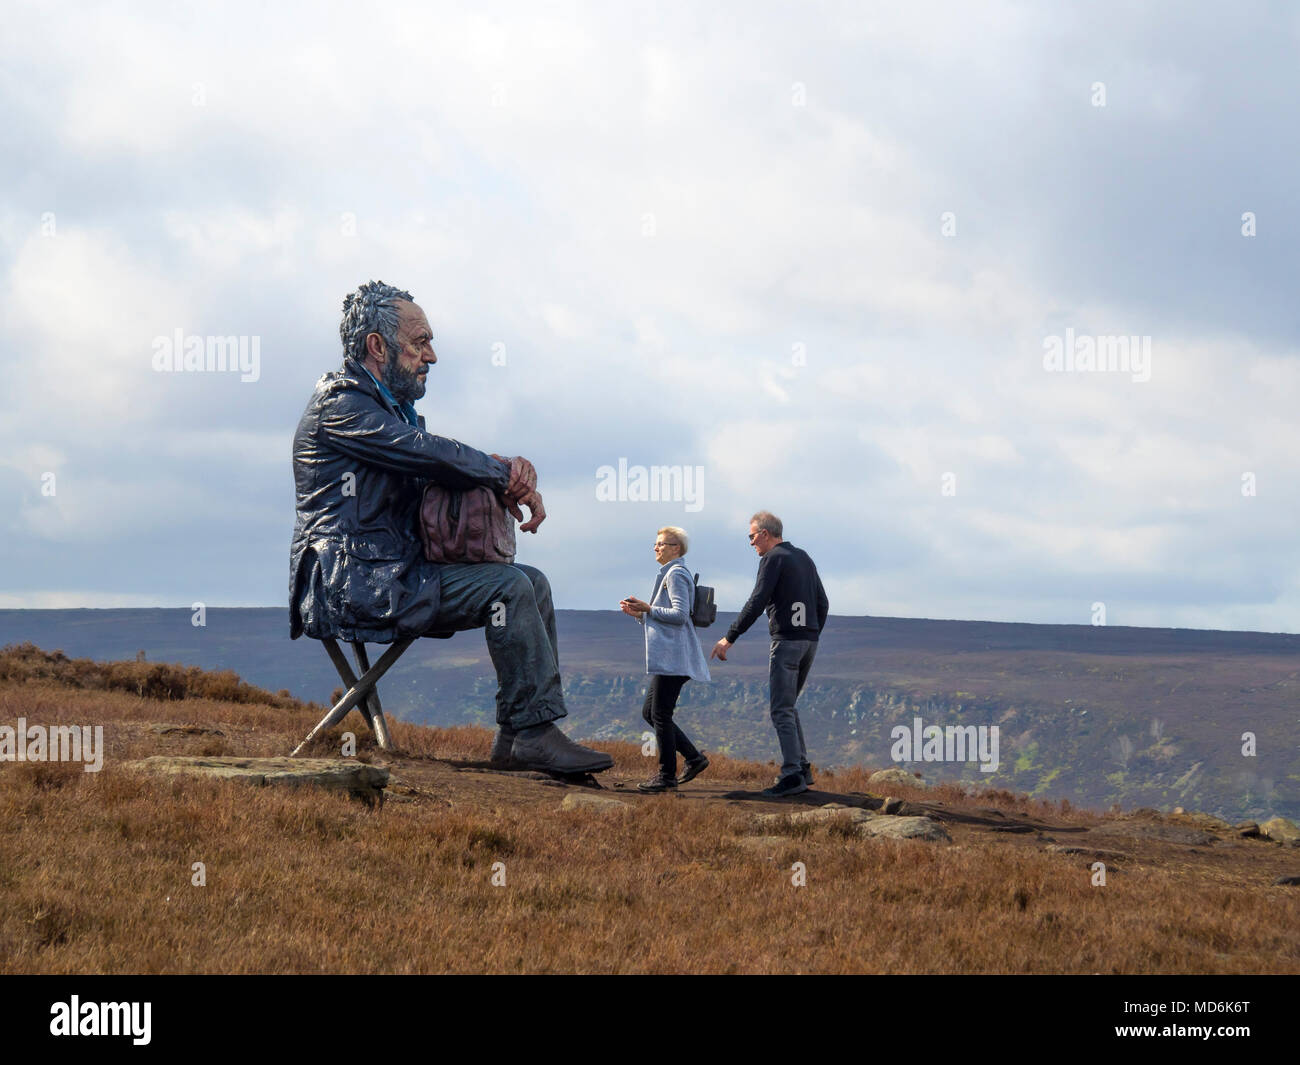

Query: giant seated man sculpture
[[289, 280, 612, 775]]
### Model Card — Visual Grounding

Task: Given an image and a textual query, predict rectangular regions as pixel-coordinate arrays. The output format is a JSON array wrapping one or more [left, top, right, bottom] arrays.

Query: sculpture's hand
[[492, 454, 537, 504], [518, 489, 546, 533]]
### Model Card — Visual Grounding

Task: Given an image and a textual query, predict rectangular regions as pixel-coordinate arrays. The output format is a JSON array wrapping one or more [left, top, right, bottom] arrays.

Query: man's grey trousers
[[769, 638, 816, 779]]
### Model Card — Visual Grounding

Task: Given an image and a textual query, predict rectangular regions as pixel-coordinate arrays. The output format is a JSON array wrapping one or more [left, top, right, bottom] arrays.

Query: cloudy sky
[[3, 1, 1299, 632]]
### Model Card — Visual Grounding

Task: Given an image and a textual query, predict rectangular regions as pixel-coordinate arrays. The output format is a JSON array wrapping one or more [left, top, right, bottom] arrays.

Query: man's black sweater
[[725, 541, 829, 644]]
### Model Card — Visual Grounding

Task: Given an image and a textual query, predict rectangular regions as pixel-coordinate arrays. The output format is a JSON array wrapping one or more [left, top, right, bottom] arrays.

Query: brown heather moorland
[[1, 645, 1298, 974]]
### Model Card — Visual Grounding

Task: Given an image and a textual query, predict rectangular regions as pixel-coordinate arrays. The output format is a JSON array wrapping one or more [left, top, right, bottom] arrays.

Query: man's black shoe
[[801, 762, 814, 788], [678, 754, 710, 785], [760, 773, 809, 798], [637, 772, 678, 793]]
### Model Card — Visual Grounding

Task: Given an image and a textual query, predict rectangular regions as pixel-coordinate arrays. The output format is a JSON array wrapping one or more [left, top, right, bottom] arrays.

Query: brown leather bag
[[418, 482, 516, 564]]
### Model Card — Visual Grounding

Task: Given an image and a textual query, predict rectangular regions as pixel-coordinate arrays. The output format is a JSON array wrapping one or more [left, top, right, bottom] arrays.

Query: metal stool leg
[[350, 641, 394, 751], [292, 637, 412, 756], [320, 638, 378, 733]]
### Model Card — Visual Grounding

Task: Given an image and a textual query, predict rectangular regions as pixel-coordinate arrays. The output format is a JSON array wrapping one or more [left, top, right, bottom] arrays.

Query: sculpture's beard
[[383, 346, 425, 404]]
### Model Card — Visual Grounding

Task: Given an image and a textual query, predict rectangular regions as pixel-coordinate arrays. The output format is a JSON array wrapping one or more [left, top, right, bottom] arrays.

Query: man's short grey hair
[[340, 280, 414, 364], [659, 526, 689, 555], [750, 511, 783, 539]]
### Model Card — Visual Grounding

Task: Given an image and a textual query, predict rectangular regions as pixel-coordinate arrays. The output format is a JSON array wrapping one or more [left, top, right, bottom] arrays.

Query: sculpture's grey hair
[[339, 280, 414, 364], [750, 511, 783, 539], [658, 526, 689, 555]]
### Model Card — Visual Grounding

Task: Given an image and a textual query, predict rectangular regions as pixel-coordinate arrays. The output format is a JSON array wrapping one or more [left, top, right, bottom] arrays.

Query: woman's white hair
[[658, 526, 689, 555]]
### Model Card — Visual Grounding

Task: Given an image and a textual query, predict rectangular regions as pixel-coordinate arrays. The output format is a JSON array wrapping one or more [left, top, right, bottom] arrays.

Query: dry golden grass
[[1, 650, 1298, 974], [0, 641, 307, 709]]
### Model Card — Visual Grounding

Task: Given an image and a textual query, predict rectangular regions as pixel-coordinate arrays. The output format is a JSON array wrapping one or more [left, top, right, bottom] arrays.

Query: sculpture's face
[[380, 300, 436, 402]]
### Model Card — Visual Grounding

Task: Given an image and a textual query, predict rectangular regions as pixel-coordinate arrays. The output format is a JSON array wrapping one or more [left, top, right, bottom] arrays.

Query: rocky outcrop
[[856, 816, 951, 842], [1169, 809, 1233, 832], [124, 756, 388, 804], [1260, 817, 1300, 844]]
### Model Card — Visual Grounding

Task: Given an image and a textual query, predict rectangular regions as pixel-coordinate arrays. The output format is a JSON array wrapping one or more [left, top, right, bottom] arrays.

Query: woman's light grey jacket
[[638, 559, 712, 682]]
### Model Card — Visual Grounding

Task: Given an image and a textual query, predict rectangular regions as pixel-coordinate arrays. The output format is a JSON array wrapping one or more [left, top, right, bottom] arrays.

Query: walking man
[[710, 511, 828, 796]]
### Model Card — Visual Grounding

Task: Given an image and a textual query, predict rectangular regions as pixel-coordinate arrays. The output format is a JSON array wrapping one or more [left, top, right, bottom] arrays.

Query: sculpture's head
[[339, 280, 435, 404]]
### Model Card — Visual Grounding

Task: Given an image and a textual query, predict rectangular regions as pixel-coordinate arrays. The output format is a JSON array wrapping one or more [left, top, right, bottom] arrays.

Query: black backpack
[[691, 572, 716, 628]]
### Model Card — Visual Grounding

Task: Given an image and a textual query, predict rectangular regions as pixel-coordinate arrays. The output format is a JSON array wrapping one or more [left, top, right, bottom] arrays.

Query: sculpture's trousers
[[434, 562, 565, 730]]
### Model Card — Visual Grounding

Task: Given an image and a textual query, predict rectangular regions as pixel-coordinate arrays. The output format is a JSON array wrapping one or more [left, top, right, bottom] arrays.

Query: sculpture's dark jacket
[[289, 356, 510, 641]]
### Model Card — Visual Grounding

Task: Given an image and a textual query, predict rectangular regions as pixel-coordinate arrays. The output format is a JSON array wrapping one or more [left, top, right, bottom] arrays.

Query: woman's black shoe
[[678, 754, 710, 785], [637, 773, 678, 793]]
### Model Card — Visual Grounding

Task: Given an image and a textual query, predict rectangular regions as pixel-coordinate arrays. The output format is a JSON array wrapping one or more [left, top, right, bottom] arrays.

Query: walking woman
[[619, 526, 711, 791]]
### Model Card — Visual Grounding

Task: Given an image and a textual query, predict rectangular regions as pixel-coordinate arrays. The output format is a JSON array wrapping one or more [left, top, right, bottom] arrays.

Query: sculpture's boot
[[489, 725, 516, 765], [510, 722, 613, 774]]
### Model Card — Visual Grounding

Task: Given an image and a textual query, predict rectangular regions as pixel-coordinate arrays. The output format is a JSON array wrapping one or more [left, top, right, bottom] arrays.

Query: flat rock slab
[[561, 793, 631, 814], [856, 816, 951, 843], [125, 756, 388, 802], [1089, 822, 1215, 847], [149, 723, 225, 737], [755, 805, 875, 827], [754, 806, 950, 842]]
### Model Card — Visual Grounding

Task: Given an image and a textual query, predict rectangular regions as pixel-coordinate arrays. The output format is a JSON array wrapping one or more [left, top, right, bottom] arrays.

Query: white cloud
[[3, 227, 193, 425], [3, 1, 1300, 631]]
